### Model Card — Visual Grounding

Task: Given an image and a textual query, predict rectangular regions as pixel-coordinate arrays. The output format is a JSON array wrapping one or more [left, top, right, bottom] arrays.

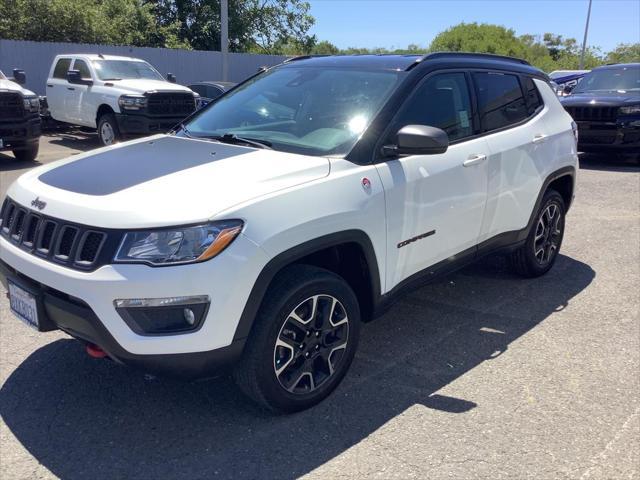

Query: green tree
[[151, 0, 315, 53], [605, 43, 640, 63], [0, 0, 188, 48], [428, 22, 529, 58]]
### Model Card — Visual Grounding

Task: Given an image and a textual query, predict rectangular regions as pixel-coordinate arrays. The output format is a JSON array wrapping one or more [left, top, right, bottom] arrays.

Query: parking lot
[[0, 135, 638, 479]]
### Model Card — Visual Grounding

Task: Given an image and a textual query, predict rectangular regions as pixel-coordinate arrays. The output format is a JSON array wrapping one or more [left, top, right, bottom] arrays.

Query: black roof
[[593, 63, 640, 70], [282, 52, 544, 77]]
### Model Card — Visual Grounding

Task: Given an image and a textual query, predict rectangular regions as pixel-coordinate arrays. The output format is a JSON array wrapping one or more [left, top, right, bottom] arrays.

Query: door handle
[[532, 134, 547, 144], [46, 84, 53, 88], [463, 154, 487, 167], [67, 87, 75, 91]]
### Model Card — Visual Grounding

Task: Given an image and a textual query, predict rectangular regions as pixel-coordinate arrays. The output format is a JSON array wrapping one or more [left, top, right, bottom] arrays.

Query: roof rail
[[283, 54, 329, 63], [407, 51, 531, 70]]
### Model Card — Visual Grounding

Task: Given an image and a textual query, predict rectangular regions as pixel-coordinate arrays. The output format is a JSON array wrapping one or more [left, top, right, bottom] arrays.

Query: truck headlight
[[118, 94, 148, 110], [114, 220, 243, 266], [23, 96, 40, 113], [619, 104, 640, 115]]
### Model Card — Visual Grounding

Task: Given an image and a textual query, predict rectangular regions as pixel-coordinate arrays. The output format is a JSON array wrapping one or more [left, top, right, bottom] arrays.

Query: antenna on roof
[[98, 53, 105, 59]]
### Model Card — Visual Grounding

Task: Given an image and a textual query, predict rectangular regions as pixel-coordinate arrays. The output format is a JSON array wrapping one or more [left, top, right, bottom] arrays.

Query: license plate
[[8, 281, 39, 330]]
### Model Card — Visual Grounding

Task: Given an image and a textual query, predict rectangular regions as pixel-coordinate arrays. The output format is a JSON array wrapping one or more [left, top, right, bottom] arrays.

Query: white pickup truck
[[46, 54, 198, 146]]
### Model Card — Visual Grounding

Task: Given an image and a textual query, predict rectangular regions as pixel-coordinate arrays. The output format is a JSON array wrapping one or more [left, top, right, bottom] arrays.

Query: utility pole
[[221, 0, 229, 81], [579, 0, 593, 69]]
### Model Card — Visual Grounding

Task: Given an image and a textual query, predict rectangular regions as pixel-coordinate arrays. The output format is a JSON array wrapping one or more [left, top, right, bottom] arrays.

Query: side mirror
[[67, 69, 93, 86], [382, 125, 449, 157], [12, 69, 26, 85], [167, 73, 176, 83]]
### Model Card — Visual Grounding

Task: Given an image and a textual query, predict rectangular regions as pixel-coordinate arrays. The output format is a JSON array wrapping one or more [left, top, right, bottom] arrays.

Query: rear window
[[53, 58, 72, 79], [522, 77, 543, 115], [473, 72, 528, 132]]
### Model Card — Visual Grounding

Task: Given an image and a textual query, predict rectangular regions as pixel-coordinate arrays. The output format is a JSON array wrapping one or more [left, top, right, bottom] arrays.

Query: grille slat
[[0, 92, 24, 119], [564, 106, 618, 122], [0, 198, 109, 270], [147, 92, 196, 116]]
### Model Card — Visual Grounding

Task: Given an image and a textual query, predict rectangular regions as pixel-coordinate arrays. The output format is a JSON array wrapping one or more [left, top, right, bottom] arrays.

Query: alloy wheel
[[533, 203, 562, 265], [273, 295, 349, 394], [100, 122, 115, 145]]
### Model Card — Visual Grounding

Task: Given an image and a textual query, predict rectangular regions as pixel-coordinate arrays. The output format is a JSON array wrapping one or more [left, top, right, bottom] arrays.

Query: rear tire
[[233, 264, 361, 413], [12, 142, 39, 162], [97, 113, 120, 146], [510, 189, 566, 277]]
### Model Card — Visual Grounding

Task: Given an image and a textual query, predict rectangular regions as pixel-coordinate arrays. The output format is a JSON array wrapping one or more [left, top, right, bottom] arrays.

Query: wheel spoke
[[327, 342, 347, 375]]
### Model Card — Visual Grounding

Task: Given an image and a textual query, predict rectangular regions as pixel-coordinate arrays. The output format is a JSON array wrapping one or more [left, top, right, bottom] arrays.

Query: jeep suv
[[0, 69, 41, 162], [561, 63, 640, 152], [46, 54, 197, 146], [0, 53, 578, 412]]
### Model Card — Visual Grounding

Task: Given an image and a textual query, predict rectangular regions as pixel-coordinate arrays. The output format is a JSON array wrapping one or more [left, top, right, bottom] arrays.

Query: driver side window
[[394, 72, 474, 142]]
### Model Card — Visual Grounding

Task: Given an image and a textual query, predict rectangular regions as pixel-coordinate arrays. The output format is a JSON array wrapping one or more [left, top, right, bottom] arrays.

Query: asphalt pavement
[[0, 134, 638, 479]]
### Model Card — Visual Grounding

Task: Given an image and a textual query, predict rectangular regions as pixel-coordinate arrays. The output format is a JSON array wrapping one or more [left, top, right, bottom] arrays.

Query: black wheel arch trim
[[232, 230, 381, 341]]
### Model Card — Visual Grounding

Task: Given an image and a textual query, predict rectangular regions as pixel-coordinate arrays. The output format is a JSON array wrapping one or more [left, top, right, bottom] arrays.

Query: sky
[[307, 0, 640, 53]]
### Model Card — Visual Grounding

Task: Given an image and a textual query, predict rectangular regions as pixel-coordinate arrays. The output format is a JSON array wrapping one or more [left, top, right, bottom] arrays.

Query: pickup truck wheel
[[97, 113, 120, 146], [233, 264, 361, 412], [12, 143, 39, 162], [510, 189, 565, 277]]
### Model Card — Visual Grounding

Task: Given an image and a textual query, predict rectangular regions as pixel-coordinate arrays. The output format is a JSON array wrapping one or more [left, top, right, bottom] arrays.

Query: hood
[[108, 79, 194, 95], [7, 135, 330, 229], [561, 91, 640, 107], [0, 78, 36, 96]]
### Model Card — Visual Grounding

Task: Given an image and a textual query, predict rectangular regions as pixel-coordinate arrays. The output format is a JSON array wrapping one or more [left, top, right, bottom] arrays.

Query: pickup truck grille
[[0, 198, 118, 271], [0, 92, 24, 120], [147, 92, 196, 116], [564, 106, 618, 123]]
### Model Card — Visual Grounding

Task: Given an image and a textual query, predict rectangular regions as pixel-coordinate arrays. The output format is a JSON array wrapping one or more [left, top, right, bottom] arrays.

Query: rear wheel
[[12, 142, 39, 162], [510, 189, 566, 277], [97, 113, 120, 146], [233, 264, 361, 412]]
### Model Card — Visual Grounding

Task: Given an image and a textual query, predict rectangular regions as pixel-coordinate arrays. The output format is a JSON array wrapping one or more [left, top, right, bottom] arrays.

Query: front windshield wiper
[[200, 133, 273, 150], [101, 78, 122, 81], [176, 123, 193, 138]]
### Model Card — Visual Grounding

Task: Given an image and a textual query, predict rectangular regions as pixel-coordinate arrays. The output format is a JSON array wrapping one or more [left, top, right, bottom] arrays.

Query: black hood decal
[[38, 136, 250, 196]]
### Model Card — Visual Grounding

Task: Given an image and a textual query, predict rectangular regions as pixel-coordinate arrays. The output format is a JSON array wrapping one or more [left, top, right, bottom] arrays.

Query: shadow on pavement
[[579, 152, 639, 172], [0, 254, 595, 480], [0, 152, 42, 171], [46, 131, 100, 152]]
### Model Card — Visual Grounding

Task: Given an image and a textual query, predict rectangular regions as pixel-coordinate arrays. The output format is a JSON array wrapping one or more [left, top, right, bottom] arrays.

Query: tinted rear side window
[[522, 77, 543, 115], [473, 72, 528, 132], [53, 58, 72, 79]]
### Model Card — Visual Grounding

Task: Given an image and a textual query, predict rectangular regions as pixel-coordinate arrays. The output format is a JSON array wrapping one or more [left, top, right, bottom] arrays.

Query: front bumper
[[0, 115, 41, 151], [576, 119, 640, 152], [0, 233, 269, 378], [115, 113, 186, 136]]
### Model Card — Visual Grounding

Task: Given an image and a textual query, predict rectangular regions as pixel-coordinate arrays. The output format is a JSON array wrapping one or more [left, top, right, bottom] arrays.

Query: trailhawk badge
[[30, 197, 46, 210]]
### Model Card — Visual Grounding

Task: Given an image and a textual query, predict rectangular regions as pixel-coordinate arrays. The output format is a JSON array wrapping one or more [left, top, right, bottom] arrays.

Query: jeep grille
[[0, 198, 116, 271], [564, 106, 618, 123]]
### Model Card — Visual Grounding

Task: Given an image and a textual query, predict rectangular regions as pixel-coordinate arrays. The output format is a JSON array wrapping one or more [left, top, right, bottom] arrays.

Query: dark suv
[[0, 69, 41, 162], [561, 63, 640, 153]]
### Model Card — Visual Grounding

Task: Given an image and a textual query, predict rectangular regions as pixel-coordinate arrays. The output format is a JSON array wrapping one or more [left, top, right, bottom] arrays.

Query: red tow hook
[[86, 343, 108, 359]]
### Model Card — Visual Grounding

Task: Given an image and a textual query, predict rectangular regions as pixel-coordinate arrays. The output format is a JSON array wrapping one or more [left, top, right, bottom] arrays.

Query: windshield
[[183, 66, 403, 157], [92, 60, 165, 81], [573, 66, 640, 93]]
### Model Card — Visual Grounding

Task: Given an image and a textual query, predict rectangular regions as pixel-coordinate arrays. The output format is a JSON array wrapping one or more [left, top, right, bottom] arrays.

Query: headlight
[[118, 94, 148, 110], [114, 220, 243, 266], [22, 96, 40, 113], [619, 104, 640, 115]]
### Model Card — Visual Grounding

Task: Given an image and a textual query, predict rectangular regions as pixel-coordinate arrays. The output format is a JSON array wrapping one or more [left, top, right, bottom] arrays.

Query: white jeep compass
[[0, 53, 578, 412]]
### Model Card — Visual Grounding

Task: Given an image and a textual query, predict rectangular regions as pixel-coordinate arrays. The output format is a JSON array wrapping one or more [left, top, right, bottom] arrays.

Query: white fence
[[0, 39, 287, 95]]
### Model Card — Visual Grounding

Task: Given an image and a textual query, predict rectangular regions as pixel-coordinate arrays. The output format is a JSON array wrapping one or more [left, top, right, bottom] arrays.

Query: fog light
[[183, 308, 195, 326], [114, 296, 210, 335]]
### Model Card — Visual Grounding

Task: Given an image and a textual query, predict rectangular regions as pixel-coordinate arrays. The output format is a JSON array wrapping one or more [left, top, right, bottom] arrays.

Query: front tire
[[12, 142, 39, 162], [233, 264, 361, 413], [97, 113, 120, 146], [510, 189, 566, 277]]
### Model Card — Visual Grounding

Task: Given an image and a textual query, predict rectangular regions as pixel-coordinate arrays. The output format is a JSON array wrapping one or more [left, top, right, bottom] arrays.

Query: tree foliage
[[0, 0, 188, 48], [605, 43, 640, 64]]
